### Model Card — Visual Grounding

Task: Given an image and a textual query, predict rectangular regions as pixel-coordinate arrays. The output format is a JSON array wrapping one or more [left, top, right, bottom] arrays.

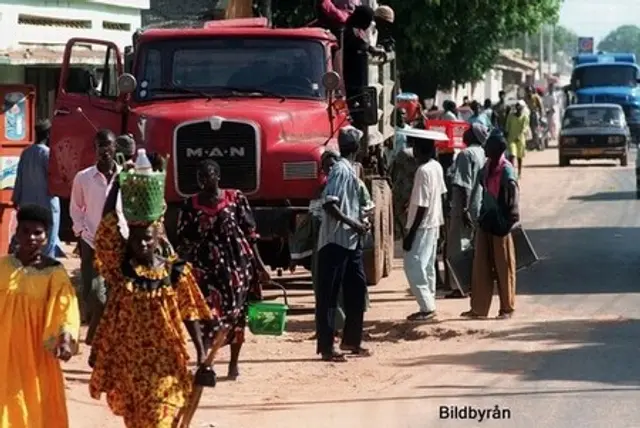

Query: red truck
[[48, 18, 396, 284]]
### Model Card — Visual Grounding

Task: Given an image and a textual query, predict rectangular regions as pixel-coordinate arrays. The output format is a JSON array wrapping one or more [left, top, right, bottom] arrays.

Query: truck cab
[[569, 53, 640, 143], [49, 18, 396, 284]]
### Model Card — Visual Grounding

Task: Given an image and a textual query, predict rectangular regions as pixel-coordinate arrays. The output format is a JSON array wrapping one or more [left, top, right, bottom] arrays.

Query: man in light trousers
[[401, 129, 448, 321]]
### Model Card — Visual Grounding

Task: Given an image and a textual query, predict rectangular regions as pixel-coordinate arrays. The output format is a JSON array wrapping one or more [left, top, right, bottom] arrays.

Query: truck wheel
[[621, 155, 628, 167], [364, 179, 385, 286], [383, 181, 394, 277], [559, 156, 570, 167]]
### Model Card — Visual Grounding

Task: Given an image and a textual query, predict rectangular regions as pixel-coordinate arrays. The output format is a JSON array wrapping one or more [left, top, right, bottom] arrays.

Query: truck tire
[[559, 156, 570, 167], [382, 181, 394, 277], [621, 155, 628, 167], [364, 179, 385, 286]]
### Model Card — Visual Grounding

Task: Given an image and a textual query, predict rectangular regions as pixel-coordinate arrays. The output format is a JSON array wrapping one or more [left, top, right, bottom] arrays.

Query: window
[[135, 38, 326, 100], [64, 42, 120, 99], [573, 65, 638, 88], [563, 107, 624, 129]]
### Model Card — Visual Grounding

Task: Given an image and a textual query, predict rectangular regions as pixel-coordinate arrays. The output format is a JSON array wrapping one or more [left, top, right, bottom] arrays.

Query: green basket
[[119, 171, 166, 223], [247, 282, 288, 336]]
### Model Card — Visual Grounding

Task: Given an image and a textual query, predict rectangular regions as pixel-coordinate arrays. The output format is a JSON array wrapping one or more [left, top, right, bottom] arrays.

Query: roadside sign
[[578, 37, 594, 54]]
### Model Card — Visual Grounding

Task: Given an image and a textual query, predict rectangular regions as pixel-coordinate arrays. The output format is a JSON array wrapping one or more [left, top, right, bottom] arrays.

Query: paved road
[[213, 148, 640, 428]]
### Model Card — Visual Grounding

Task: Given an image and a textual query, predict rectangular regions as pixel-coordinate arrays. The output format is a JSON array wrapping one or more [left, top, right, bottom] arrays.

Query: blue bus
[[569, 53, 640, 142]]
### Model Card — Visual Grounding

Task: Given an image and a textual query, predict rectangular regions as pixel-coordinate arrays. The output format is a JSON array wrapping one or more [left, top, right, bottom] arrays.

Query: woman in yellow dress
[[0, 204, 79, 428], [88, 166, 214, 427]]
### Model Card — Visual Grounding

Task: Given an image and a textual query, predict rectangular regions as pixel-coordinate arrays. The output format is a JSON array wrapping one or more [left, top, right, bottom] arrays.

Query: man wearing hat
[[374, 5, 395, 51], [12, 119, 63, 258], [399, 128, 448, 321], [445, 123, 488, 298]]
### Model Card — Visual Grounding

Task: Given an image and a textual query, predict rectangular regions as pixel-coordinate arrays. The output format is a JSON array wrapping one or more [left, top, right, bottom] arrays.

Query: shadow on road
[[518, 227, 640, 295], [395, 318, 640, 386], [526, 162, 618, 169], [568, 191, 638, 202]]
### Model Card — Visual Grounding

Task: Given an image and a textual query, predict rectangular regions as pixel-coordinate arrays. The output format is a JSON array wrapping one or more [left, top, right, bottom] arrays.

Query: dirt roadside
[[63, 149, 585, 427]]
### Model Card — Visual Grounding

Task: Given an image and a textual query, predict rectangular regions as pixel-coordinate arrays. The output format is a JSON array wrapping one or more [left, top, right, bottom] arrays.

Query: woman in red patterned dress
[[176, 159, 269, 379]]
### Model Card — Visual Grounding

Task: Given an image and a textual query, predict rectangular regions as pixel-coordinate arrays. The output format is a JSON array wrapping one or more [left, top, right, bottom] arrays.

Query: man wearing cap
[[401, 128, 448, 321], [445, 123, 488, 298], [373, 5, 395, 50], [315, 126, 371, 362], [505, 100, 528, 177], [12, 119, 63, 258]]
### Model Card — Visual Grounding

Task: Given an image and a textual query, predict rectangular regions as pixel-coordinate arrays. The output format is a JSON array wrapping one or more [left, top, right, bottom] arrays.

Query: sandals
[[460, 310, 485, 319], [496, 310, 514, 320], [321, 351, 348, 362], [340, 344, 372, 357], [406, 311, 436, 321]]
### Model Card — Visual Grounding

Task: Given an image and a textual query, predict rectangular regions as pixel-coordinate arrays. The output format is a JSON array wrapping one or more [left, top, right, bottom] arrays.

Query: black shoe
[[406, 311, 436, 321]]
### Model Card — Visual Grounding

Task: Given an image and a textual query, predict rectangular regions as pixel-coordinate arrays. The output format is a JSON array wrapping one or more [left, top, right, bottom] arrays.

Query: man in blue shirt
[[12, 119, 63, 258], [316, 127, 371, 362], [467, 100, 492, 129]]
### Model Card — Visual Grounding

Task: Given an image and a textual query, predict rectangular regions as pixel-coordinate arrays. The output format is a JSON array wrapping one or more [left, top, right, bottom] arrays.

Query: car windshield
[[573, 65, 638, 88], [562, 107, 625, 129], [135, 38, 326, 100]]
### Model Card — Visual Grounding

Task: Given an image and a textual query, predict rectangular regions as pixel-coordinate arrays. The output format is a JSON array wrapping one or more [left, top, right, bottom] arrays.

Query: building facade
[[0, 0, 148, 119]]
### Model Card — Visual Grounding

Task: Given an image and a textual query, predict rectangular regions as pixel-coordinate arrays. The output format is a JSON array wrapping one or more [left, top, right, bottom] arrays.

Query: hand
[[402, 234, 414, 252], [148, 153, 167, 172], [56, 334, 74, 362], [122, 160, 135, 172], [257, 266, 270, 284], [350, 220, 370, 235]]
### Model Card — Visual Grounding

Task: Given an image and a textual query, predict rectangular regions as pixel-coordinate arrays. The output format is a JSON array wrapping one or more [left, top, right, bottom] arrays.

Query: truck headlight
[[608, 135, 625, 144], [283, 161, 318, 180], [561, 137, 577, 145]]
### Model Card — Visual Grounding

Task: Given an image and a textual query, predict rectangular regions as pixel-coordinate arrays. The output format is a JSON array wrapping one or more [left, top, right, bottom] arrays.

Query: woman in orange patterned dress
[[88, 175, 213, 427]]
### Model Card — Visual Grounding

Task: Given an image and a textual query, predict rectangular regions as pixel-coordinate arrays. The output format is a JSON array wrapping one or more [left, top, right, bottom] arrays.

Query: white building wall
[[0, 0, 149, 50]]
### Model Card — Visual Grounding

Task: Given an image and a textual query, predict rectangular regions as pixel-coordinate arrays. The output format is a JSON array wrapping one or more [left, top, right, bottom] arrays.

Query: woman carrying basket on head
[[176, 159, 270, 380], [88, 152, 214, 428]]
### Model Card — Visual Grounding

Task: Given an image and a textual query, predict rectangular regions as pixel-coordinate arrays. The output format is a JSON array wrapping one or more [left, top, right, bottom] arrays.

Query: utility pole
[[539, 29, 544, 81], [548, 24, 554, 76]]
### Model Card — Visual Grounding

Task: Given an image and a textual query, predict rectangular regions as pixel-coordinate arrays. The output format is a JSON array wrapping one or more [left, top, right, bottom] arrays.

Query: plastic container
[[247, 282, 288, 336], [134, 148, 152, 175], [119, 153, 167, 223], [397, 92, 420, 122]]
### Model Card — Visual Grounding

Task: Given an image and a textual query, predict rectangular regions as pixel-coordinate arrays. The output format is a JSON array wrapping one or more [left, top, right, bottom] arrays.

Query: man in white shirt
[[402, 133, 447, 321], [70, 129, 127, 343]]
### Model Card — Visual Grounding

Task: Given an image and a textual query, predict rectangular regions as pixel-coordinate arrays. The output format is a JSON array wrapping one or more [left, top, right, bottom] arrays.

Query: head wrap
[[338, 126, 364, 151], [470, 123, 489, 145], [375, 5, 395, 23]]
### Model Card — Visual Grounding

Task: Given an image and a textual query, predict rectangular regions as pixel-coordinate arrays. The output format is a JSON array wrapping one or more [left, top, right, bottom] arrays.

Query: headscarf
[[338, 125, 364, 152], [374, 5, 394, 23]]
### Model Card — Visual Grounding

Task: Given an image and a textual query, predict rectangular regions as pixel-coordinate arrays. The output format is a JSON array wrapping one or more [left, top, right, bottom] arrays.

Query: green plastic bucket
[[119, 170, 166, 223], [247, 282, 288, 336]]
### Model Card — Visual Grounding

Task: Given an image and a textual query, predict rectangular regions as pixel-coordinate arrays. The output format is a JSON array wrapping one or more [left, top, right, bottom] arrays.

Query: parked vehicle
[[48, 18, 396, 285], [558, 103, 629, 167]]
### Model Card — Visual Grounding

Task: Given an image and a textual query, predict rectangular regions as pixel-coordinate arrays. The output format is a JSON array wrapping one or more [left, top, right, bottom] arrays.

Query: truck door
[[49, 38, 123, 200]]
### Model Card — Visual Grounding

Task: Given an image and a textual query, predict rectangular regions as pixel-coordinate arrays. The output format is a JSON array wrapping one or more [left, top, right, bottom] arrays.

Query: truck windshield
[[135, 38, 326, 100], [562, 107, 625, 129], [573, 65, 638, 88]]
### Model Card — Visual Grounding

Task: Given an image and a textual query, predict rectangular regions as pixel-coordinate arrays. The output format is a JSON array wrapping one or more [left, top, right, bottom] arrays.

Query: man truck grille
[[175, 121, 258, 195]]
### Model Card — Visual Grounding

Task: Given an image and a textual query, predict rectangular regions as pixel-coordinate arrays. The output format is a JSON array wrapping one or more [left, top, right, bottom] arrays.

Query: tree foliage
[[511, 25, 579, 58], [268, 0, 563, 98], [597, 25, 640, 58]]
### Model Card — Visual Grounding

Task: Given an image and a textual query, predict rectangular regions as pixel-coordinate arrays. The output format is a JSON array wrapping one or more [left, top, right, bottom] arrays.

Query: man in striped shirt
[[315, 127, 371, 362]]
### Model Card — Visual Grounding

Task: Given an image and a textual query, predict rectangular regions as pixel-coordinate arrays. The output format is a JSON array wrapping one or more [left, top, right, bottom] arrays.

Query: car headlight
[[608, 135, 625, 144], [561, 137, 577, 145]]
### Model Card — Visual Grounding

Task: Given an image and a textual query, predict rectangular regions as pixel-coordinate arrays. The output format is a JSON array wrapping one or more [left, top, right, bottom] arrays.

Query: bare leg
[[517, 158, 523, 178], [228, 343, 242, 379]]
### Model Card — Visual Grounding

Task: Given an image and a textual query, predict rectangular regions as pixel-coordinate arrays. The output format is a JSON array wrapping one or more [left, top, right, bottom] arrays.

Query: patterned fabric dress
[[176, 190, 262, 345], [88, 213, 212, 428]]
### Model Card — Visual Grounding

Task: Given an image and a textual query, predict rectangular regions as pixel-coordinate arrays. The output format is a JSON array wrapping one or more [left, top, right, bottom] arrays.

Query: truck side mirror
[[118, 73, 137, 95]]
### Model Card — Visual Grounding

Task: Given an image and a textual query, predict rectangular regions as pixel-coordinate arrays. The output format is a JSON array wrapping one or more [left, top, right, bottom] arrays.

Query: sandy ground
[[62, 147, 640, 427]]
